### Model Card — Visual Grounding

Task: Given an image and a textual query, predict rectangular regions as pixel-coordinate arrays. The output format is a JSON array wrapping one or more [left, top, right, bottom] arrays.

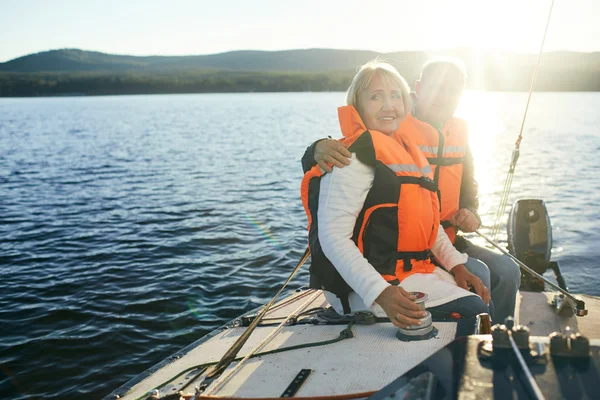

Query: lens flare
[[244, 215, 283, 251]]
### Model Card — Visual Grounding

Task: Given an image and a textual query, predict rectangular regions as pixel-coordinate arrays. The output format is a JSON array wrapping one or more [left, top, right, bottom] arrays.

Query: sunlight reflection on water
[[0, 92, 598, 400]]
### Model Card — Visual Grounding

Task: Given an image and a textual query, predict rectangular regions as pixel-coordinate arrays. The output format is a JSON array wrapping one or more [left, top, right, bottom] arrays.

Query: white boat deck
[[116, 290, 458, 399], [110, 289, 599, 400]]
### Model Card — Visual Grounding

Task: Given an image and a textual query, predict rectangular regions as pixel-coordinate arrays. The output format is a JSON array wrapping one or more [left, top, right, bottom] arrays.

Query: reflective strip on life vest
[[421, 165, 433, 175], [387, 163, 419, 173], [387, 163, 432, 176], [419, 145, 437, 155]]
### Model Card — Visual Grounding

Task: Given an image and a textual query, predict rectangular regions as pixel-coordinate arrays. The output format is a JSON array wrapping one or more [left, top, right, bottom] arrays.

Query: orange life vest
[[395, 114, 468, 243], [301, 106, 440, 313]]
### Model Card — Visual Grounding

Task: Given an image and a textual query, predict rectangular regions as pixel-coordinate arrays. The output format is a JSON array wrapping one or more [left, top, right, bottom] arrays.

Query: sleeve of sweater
[[432, 225, 468, 271], [317, 154, 390, 308], [301, 139, 326, 173]]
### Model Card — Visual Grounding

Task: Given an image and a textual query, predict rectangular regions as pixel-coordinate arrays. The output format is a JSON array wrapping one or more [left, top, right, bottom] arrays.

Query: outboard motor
[[507, 199, 567, 292]]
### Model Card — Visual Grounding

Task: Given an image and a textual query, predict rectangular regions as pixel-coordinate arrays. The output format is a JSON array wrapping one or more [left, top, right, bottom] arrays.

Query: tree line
[[1, 67, 599, 97]]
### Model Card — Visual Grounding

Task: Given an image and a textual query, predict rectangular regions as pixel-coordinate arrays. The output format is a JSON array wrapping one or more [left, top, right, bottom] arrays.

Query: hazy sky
[[1, 0, 599, 62]]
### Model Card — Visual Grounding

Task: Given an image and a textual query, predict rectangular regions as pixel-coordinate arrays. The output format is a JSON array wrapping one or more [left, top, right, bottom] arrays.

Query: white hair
[[346, 60, 412, 114]]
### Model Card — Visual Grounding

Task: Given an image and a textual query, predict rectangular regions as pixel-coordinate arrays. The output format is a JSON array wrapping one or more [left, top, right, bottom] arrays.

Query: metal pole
[[508, 333, 546, 400], [475, 230, 582, 307]]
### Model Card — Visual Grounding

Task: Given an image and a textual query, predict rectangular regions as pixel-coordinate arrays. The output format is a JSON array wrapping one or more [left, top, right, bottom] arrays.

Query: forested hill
[[0, 48, 383, 73], [1, 48, 599, 96]]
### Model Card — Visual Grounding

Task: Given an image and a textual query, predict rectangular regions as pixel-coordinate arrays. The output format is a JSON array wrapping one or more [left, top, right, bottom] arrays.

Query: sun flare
[[454, 91, 505, 222]]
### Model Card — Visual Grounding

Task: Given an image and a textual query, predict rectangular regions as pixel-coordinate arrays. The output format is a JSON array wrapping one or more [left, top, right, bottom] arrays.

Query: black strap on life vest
[[397, 250, 432, 272], [396, 176, 438, 193], [432, 131, 445, 211], [426, 132, 463, 209], [441, 220, 453, 229], [427, 156, 465, 167], [429, 129, 464, 168], [338, 249, 427, 313], [340, 296, 352, 315], [433, 130, 444, 185], [397, 175, 441, 212]]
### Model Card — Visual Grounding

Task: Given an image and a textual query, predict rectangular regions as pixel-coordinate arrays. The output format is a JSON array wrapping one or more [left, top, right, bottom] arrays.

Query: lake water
[[1, 92, 599, 399]]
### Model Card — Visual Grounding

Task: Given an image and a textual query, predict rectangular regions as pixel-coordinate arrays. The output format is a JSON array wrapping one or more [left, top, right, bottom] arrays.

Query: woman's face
[[357, 72, 407, 136]]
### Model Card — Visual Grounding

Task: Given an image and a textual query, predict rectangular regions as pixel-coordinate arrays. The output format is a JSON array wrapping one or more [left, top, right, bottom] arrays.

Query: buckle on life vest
[[395, 176, 437, 193], [418, 176, 438, 193], [397, 250, 433, 272]]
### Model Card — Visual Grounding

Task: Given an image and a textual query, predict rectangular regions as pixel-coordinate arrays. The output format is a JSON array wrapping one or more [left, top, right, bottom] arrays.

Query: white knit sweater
[[317, 154, 477, 315]]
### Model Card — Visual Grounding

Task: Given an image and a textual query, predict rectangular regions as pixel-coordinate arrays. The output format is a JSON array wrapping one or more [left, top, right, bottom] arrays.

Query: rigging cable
[[195, 247, 311, 394], [475, 229, 586, 314], [490, 0, 555, 242], [138, 319, 358, 400], [202, 289, 323, 396]]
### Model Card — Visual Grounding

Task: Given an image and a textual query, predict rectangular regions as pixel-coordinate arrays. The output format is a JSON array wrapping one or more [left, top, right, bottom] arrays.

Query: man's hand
[[449, 208, 480, 233], [375, 286, 426, 328], [314, 139, 352, 173], [451, 264, 490, 305]]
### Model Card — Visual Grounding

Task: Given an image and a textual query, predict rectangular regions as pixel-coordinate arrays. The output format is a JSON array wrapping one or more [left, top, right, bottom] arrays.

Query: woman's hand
[[452, 264, 490, 305], [314, 139, 352, 173], [375, 286, 426, 328], [449, 208, 480, 232]]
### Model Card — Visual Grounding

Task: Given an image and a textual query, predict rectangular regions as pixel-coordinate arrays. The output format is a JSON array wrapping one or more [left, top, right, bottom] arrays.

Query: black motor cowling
[[507, 199, 552, 268], [507, 199, 556, 291]]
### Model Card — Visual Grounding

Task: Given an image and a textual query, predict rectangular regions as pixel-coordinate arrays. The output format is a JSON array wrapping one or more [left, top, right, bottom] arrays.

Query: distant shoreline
[[2, 48, 600, 96], [1, 71, 598, 98]]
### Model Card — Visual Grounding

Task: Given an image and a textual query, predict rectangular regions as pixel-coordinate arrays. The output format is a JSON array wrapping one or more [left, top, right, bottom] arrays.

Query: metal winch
[[396, 292, 438, 341]]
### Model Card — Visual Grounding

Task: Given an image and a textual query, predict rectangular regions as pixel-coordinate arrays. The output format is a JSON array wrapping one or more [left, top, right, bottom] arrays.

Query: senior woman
[[301, 61, 489, 328]]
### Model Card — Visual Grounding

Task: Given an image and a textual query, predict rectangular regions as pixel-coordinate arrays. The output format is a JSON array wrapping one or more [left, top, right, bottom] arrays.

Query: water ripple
[[0, 92, 598, 399]]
